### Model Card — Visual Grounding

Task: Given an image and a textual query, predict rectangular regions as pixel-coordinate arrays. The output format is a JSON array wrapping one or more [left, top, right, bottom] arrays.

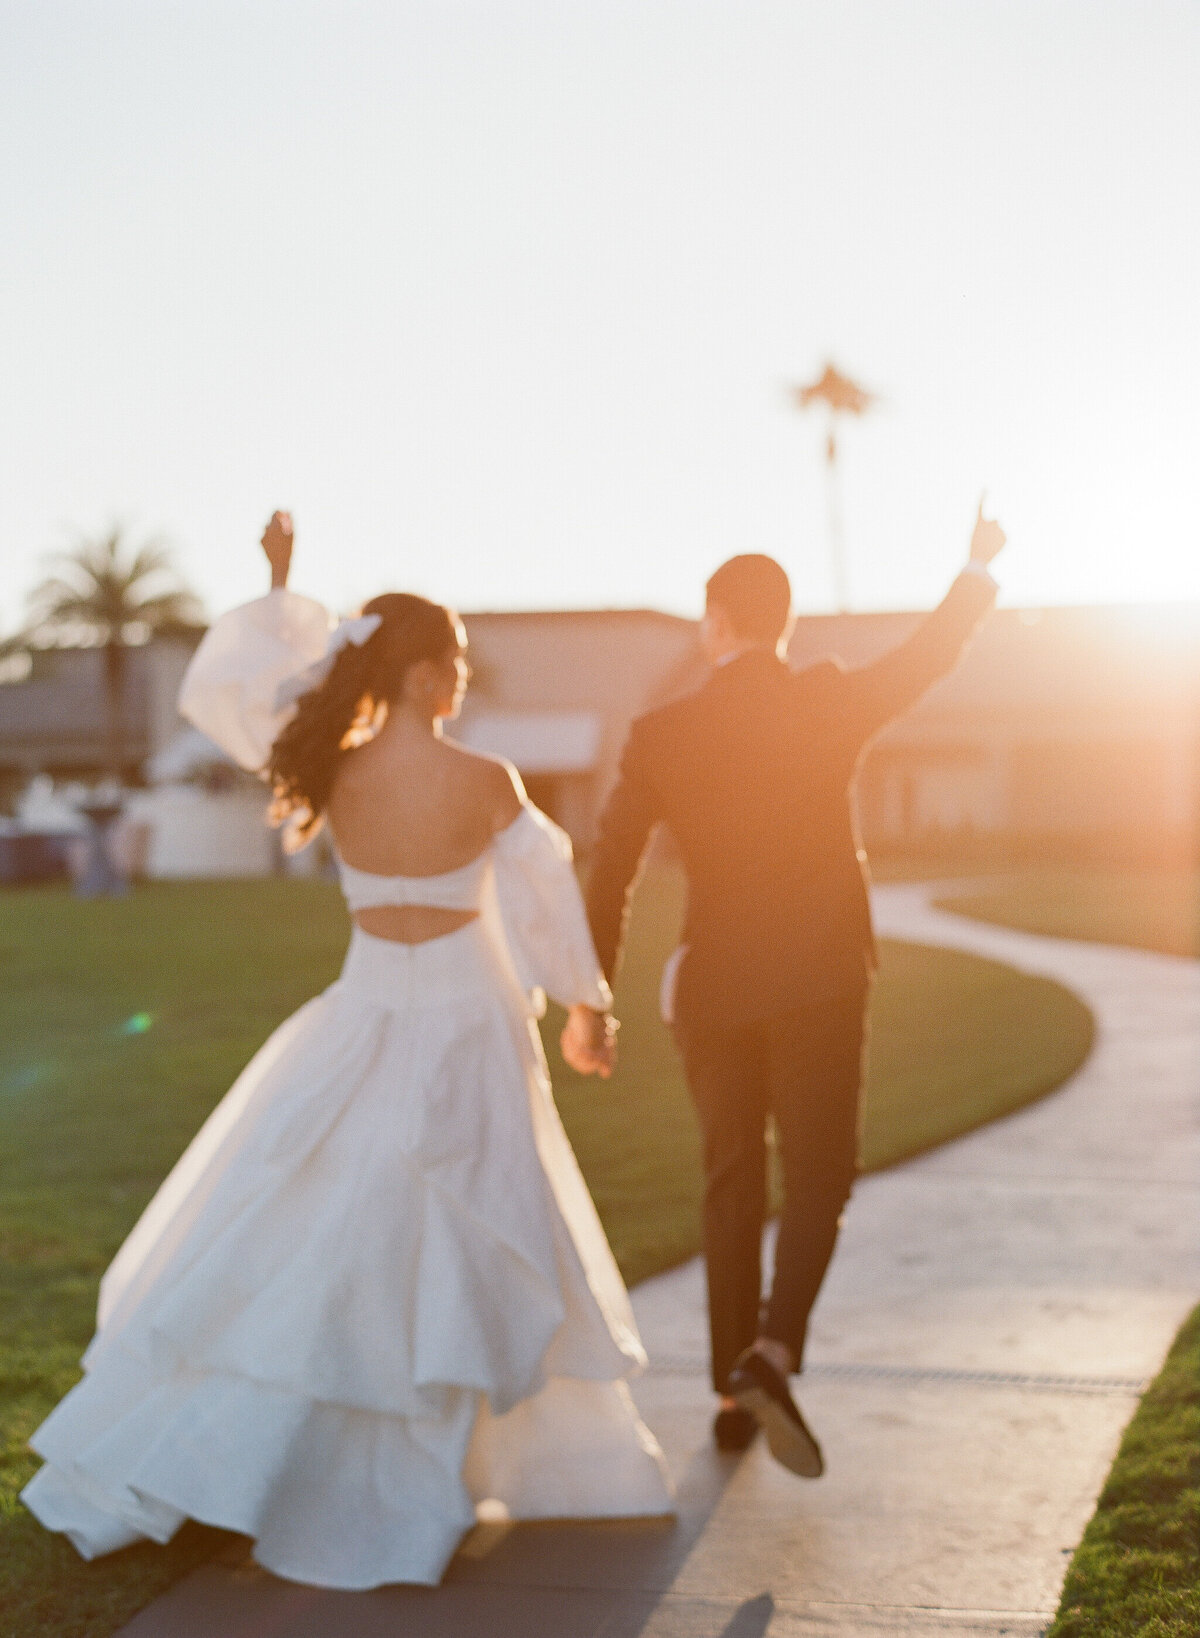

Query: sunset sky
[[2, 1, 1197, 632]]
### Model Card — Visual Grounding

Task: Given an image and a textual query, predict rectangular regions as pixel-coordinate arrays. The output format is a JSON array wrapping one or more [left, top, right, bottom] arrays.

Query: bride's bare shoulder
[[442, 740, 525, 829]]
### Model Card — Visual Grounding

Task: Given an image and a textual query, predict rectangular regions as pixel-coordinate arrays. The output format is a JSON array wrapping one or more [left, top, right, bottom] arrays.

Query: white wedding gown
[[21, 591, 673, 1589]]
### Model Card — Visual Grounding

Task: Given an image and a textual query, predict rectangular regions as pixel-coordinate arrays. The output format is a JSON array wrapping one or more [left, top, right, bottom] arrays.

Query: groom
[[564, 503, 1004, 1475]]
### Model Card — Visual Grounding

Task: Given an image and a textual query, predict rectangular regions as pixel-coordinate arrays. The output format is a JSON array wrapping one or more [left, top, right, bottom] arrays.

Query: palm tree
[[791, 363, 879, 612], [25, 525, 202, 780]]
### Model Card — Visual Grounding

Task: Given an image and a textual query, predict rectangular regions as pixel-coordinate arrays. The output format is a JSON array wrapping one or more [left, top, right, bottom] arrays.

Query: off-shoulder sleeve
[[491, 805, 613, 1016], [178, 590, 332, 771]]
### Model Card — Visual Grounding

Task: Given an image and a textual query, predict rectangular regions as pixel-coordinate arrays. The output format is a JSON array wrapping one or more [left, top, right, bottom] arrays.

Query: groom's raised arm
[[585, 719, 662, 987], [838, 564, 996, 745], [839, 503, 1004, 745]]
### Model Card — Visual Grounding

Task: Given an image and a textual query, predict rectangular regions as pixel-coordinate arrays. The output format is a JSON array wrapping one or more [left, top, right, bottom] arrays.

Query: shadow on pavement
[[116, 1443, 745, 1638], [718, 1594, 775, 1637]]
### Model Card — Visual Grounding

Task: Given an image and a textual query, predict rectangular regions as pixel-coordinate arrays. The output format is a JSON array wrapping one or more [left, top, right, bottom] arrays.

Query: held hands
[[969, 495, 1006, 567], [560, 1004, 618, 1079], [261, 510, 294, 589]]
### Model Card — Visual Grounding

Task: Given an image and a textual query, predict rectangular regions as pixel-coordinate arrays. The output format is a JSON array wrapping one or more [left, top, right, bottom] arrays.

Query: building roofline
[[460, 607, 696, 628], [464, 599, 1200, 629], [790, 598, 1200, 622]]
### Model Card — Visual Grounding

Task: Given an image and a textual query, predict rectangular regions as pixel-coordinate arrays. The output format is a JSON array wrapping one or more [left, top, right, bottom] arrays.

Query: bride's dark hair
[[267, 592, 460, 848]]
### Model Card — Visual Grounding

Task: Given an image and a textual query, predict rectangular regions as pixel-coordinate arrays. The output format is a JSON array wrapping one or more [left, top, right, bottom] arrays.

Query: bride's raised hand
[[261, 510, 294, 589]]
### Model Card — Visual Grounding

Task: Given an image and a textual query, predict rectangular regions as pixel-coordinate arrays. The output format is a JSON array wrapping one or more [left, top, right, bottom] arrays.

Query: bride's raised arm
[[177, 511, 333, 771]]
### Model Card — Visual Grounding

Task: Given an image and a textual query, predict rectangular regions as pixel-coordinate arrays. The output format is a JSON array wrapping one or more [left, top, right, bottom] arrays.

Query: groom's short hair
[[705, 554, 792, 643]]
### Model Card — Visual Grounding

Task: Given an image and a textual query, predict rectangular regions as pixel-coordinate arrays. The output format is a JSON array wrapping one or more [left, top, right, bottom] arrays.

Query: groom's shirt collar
[[712, 644, 781, 670], [710, 647, 787, 679]]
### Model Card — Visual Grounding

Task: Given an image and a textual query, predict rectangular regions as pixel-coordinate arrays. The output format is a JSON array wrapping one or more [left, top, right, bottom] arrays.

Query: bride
[[22, 512, 673, 1589]]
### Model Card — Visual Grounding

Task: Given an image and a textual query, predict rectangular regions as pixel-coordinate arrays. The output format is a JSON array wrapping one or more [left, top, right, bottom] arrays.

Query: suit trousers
[[673, 981, 869, 1394]]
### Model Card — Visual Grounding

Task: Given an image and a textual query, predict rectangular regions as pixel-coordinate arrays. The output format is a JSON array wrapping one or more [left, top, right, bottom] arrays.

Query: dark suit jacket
[[585, 570, 997, 1027]]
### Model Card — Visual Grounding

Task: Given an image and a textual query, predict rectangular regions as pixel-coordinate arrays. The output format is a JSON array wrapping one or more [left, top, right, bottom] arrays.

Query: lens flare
[[2, 1064, 51, 1093], [118, 1013, 154, 1036]]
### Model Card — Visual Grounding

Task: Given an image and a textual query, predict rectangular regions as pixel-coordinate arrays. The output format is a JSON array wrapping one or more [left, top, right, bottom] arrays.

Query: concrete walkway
[[117, 887, 1199, 1638]]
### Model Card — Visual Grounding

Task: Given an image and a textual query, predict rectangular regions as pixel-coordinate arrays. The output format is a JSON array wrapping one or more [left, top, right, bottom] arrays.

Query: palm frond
[[26, 524, 200, 644], [0, 628, 35, 659], [28, 591, 104, 625], [127, 590, 204, 625]]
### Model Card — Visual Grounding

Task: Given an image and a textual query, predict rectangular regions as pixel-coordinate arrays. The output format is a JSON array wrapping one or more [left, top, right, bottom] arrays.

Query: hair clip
[[273, 612, 383, 711]]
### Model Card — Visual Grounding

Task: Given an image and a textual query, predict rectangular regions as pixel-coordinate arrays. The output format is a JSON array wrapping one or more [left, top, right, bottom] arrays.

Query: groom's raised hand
[[969, 495, 1006, 567], [561, 1005, 617, 1079]]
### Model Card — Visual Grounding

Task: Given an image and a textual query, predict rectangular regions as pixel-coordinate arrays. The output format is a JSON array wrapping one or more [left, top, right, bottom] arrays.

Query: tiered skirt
[[22, 923, 672, 1588]]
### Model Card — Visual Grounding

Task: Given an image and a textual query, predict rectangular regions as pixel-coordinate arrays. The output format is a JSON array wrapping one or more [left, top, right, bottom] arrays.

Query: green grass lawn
[[1047, 1303, 1200, 1638], [933, 867, 1199, 959], [0, 871, 1093, 1638]]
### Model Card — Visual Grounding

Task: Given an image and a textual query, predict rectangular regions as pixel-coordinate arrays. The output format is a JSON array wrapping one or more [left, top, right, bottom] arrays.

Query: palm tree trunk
[[102, 639, 126, 782]]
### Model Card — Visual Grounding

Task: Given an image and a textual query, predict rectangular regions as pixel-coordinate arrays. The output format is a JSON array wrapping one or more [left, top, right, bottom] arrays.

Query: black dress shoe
[[712, 1404, 758, 1452], [727, 1348, 824, 1478]]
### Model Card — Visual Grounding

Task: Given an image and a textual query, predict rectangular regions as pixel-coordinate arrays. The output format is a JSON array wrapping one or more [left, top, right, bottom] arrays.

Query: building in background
[[454, 609, 699, 843], [0, 635, 200, 800], [0, 608, 700, 876], [0, 633, 277, 879], [792, 603, 1200, 865], [0, 602, 1196, 874]]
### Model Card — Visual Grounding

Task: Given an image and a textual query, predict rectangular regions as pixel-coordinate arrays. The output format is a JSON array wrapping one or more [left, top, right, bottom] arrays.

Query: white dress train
[[21, 591, 673, 1589]]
